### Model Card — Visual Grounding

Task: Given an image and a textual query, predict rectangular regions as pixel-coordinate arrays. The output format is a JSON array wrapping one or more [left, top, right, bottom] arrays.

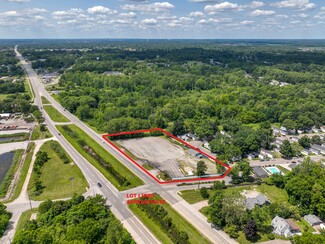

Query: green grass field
[[178, 189, 212, 204], [0, 150, 24, 198], [7, 143, 36, 202], [255, 184, 289, 206], [41, 96, 50, 105], [56, 124, 143, 190], [129, 194, 210, 244], [43, 105, 69, 123], [28, 140, 88, 200], [31, 125, 52, 140]]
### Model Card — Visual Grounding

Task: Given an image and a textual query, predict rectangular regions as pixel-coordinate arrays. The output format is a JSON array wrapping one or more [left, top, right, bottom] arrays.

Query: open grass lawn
[[129, 194, 210, 244], [56, 124, 143, 190], [7, 143, 35, 202], [15, 208, 38, 234], [28, 140, 88, 200], [296, 218, 315, 233], [0, 149, 24, 198], [41, 96, 50, 105], [277, 165, 290, 174], [256, 184, 289, 206], [43, 105, 69, 123], [178, 189, 212, 204], [31, 125, 52, 140]]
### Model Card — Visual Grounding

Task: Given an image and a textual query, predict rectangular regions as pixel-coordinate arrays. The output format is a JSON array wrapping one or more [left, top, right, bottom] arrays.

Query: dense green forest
[[0, 203, 11, 237], [0, 49, 23, 76], [13, 195, 134, 243], [16, 41, 325, 162]]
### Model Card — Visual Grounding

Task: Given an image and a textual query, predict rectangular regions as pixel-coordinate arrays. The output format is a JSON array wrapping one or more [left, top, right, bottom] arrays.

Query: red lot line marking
[[102, 128, 231, 184]]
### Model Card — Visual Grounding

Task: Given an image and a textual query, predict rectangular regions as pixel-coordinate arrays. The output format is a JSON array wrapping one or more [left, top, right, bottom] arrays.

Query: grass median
[[31, 125, 52, 140], [56, 124, 143, 190], [128, 194, 210, 244], [43, 105, 69, 123], [41, 96, 50, 105]]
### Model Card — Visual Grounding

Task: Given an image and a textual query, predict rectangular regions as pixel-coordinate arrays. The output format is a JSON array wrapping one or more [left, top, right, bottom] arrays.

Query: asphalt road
[[15, 46, 237, 244], [15, 47, 159, 244]]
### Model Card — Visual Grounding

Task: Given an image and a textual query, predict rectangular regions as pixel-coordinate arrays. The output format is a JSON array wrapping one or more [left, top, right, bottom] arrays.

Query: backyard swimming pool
[[265, 166, 281, 175]]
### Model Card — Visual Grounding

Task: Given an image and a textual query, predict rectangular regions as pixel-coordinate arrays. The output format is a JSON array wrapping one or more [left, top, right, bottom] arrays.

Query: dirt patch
[[117, 137, 218, 179]]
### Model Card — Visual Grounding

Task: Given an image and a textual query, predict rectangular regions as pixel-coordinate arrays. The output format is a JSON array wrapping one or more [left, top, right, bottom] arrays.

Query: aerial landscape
[[0, 0, 325, 244]]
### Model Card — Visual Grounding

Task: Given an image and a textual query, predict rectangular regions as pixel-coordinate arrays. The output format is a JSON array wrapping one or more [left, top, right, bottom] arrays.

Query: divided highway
[[15, 46, 237, 244]]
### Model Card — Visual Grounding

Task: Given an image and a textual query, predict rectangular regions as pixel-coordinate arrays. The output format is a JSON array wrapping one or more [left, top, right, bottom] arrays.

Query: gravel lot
[[118, 137, 217, 179]]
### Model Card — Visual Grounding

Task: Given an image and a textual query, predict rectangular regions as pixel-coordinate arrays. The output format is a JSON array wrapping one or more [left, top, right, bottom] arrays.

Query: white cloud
[[198, 17, 232, 24], [321, 7, 325, 11], [204, 2, 244, 13], [250, 9, 275, 16], [52, 8, 85, 20], [87, 6, 117, 15], [121, 2, 175, 13], [119, 12, 137, 18], [241, 20, 255, 24], [190, 0, 222, 2], [142, 18, 158, 25], [271, 0, 316, 11], [189, 11, 204, 17], [5, 0, 30, 2], [250, 1, 265, 8]]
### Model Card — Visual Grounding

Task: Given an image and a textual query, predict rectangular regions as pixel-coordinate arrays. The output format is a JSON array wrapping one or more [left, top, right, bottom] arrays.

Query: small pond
[[0, 151, 15, 183]]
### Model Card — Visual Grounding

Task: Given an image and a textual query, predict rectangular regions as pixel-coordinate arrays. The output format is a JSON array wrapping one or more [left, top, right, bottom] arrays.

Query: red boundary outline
[[102, 128, 231, 184]]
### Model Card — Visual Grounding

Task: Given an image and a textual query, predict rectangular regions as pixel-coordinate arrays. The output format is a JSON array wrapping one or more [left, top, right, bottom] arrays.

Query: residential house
[[304, 214, 322, 226], [291, 136, 299, 142], [245, 194, 270, 210], [297, 129, 304, 134], [272, 127, 281, 136], [0, 113, 11, 119], [178, 134, 189, 142], [312, 127, 320, 133], [259, 149, 275, 160], [321, 126, 325, 133], [280, 126, 288, 136], [301, 148, 310, 156], [271, 216, 301, 237], [247, 152, 258, 160], [252, 166, 268, 178], [310, 144, 325, 155], [186, 132, 197, 141]]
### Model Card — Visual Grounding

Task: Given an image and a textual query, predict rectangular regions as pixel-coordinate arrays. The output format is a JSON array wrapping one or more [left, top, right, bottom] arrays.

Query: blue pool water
[[266, 166, 281, 174]]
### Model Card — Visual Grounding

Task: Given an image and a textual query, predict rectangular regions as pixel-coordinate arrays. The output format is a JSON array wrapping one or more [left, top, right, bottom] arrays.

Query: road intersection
[[3, 46, 237, 244]]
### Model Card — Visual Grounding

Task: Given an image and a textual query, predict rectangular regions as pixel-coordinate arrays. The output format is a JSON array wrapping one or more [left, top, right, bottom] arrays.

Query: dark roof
[[252, 166, 268, 178], [304, 214, 322, 225], [245, 194, 269, 210]]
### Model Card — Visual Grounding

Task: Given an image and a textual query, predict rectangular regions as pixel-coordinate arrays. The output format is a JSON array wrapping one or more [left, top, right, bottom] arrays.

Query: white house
[[271, 216, 301, 237], [310, 144, 325, 155], [259, 149, 275, 160]]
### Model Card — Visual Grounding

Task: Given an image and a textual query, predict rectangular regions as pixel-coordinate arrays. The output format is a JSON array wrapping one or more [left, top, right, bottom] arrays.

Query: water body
[[0, 152, 15, 183], [0, 136, 24, 143]]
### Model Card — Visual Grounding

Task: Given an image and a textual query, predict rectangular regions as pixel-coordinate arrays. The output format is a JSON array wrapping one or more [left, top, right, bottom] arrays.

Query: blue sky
[[0, 0, 324, 39]]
